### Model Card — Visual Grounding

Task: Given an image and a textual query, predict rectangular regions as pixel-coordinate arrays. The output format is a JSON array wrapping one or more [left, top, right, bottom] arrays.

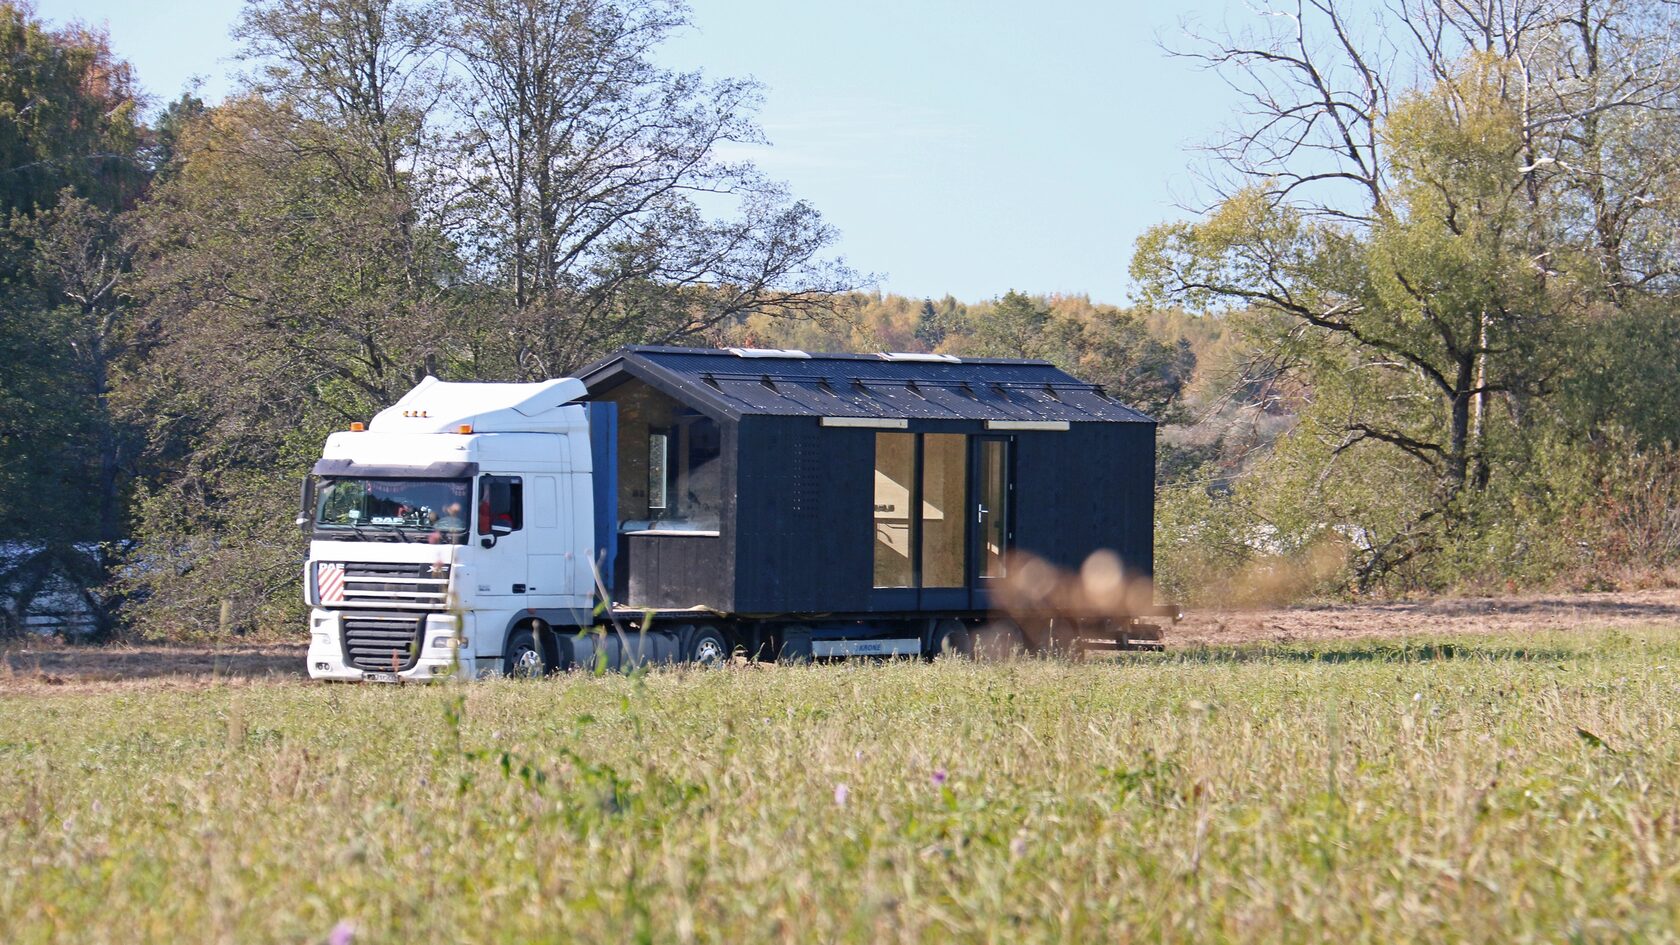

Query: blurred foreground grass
[[5, 629, 1680, 943]]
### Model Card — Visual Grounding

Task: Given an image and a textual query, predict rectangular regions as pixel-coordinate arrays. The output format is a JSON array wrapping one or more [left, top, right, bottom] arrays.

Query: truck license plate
[[363, 671, 400, 684]]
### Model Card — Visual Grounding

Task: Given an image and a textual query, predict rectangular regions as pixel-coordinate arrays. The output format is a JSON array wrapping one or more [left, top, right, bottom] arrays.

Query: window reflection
[[873, 432, 915, 588], [601, 383, 722, 532], [920, 434, 967, 587]]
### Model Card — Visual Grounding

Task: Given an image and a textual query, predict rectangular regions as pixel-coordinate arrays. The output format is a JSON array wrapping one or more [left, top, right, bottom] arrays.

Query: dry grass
[[4, 623, 1680, 943]]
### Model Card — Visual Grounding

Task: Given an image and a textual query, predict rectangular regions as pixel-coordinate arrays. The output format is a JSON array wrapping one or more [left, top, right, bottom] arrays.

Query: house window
[[648, 433, 669, 510], [605, 382, 722, 532]]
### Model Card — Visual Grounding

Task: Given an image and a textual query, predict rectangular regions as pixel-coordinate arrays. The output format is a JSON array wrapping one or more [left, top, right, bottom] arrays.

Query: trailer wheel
[[683, 625, 730, 667], [504, 625, 549, 678], [972, 621, 1026, 661], [930, 620, 972, 660]]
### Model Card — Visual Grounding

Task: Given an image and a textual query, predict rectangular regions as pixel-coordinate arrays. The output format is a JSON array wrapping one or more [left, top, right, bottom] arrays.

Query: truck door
[[475, 475, 528, 599], [525, 473, 573, 609]]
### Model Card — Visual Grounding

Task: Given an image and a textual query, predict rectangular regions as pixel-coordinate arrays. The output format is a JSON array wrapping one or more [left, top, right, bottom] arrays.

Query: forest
[[3, 0, 1680, 639]]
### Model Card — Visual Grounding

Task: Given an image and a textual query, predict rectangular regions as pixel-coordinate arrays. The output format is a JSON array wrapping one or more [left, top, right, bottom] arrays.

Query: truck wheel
[[931, 620, 972, 660], [504, 626, 548, 678], [972, 621, 1026, 661], [685, 626, 730, 667], [778, 625, 813, 664]]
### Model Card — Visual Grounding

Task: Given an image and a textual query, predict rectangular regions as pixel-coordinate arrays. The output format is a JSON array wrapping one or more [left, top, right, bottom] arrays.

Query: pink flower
[[931, 768, 947, 787], [327, 921, 356, 945], [834, 783, 849, 806]]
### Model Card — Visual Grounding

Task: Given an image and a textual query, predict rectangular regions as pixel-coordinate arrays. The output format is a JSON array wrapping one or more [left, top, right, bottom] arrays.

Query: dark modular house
[[576, 346, 1157, 619]]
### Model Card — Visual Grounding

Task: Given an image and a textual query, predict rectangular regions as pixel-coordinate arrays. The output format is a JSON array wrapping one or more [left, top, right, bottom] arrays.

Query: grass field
[[5, 628, 1680, 943]]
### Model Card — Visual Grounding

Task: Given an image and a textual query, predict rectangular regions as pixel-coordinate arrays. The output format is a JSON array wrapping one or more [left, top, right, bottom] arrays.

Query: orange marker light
[[350, 422, 366, 432], [458, 424, 473, 434]]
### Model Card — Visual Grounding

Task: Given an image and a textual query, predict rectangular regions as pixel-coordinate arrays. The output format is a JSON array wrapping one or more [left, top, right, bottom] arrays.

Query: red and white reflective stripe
[[316, 562, 346, 604]]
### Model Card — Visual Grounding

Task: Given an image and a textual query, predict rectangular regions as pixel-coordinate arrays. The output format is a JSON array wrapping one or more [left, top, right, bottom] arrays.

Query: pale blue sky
[[47, 0, 1241, 304]]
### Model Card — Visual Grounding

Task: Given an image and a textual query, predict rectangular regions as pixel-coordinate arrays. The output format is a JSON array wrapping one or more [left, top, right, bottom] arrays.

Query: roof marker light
[[458, 424, 473, 434], [350, 422, 365, 432]]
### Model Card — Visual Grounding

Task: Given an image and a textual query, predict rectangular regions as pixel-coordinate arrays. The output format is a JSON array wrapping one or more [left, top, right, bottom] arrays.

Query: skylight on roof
[[727, 347, 810, 359], [876, 351, 960, 363]]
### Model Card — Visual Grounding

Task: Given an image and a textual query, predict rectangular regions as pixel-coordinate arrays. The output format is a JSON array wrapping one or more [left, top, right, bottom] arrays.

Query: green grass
[[6, 629, 1680, 943]]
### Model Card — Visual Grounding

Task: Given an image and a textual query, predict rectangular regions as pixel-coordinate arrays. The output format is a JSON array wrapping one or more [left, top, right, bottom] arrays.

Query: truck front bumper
[[306, 609, 483, 682]]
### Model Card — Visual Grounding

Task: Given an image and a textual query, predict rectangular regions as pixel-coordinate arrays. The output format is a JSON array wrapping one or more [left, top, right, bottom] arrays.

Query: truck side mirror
[[298, 476, 316, 533], [480, 520, 513, 548]]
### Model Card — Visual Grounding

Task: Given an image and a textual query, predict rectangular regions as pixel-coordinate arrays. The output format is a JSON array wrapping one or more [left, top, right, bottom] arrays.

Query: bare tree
[[235, 0, 446, 196], [1171, 0, 1396, 222], [441, 0, 854, 377]]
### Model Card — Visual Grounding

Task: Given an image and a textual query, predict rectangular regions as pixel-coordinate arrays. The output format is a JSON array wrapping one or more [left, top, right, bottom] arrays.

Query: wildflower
[[834, 783, 849, 807], [327, 921, 356, 945], [931, 768, 947, 787]]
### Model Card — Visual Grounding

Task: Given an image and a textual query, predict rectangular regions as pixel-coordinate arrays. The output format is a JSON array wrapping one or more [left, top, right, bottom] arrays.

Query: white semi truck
[[302, 347, 1170, 680], [303, 377, 600, 680]]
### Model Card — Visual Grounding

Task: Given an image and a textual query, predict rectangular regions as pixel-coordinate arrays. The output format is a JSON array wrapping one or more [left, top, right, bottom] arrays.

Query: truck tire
[[972, 620, 1026, 661], [778, 625, 813, 664], [504, 625, 549, 678], [684, 626, 730, 667], [930, 619, 972, 659]]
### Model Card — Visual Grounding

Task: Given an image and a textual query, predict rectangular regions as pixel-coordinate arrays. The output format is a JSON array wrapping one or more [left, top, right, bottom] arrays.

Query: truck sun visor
[[310, 458, 479, 479]]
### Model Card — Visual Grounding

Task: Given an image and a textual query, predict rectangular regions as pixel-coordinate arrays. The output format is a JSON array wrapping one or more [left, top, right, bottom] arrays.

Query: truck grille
[[342, 613, 426, 672], [333, 561, 451, 609]]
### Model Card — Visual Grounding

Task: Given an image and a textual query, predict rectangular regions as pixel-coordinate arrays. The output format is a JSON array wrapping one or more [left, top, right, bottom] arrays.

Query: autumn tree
[[1141, 0, 1680, 590]]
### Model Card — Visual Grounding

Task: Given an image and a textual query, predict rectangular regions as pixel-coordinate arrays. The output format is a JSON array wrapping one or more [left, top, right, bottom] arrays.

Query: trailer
[[301, 346, 1171, 680]]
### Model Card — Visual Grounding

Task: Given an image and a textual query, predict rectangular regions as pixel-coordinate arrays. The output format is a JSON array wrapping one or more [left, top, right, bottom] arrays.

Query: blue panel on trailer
[[585, 401, 618, 596]]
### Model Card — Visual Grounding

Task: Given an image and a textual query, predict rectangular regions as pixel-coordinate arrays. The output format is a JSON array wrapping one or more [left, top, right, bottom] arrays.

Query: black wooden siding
[[1010, 421, 1155, 578], [733, 416, 873, 614], [578, 347, 1158, 617]]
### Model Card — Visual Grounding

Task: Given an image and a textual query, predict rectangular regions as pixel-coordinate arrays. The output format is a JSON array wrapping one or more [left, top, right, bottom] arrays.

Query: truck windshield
[[315, 477, 471, 544]]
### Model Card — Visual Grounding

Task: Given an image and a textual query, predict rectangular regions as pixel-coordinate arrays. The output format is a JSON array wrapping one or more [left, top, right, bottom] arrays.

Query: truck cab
[[304, 377, 597, 680]]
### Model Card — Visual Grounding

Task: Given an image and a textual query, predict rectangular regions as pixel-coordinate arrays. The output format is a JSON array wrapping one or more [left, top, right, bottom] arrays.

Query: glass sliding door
[[872, 432, 916, 589], [919, 434, 967, 588], [871, 431, 972, 610]]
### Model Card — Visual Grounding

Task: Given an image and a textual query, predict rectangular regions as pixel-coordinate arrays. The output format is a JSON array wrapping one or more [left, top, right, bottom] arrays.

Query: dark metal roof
[[576, 346, 1156, 424]]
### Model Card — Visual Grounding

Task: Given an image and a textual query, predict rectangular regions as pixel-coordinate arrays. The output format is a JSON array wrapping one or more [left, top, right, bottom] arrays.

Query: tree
[[442, 0, 854, 376], [1141, 0, 1680, 587], [124, 96, 457, 635], [16, 192, 140, 542], [0, 5, 145, 215], [941, 291, 1195, 421], [0, 6, 151, 639]]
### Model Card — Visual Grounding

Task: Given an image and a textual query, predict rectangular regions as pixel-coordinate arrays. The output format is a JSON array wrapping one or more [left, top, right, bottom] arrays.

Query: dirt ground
[[1171, 586, 1680, 646], [5, 587, 1680, 691], [0, 641, 308, 692]]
